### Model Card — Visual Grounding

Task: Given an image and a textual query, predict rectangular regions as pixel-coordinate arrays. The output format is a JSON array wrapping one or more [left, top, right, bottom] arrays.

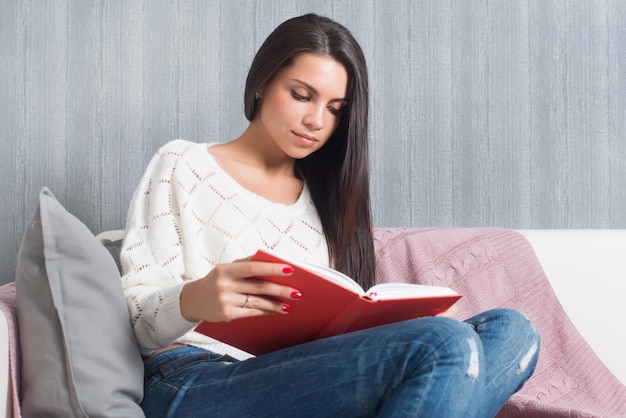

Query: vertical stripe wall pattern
[[0, 0, 624, 284]]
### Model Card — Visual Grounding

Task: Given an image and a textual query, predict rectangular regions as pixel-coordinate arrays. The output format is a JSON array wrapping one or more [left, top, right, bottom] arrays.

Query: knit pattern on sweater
[[120, 139, 328, 357]]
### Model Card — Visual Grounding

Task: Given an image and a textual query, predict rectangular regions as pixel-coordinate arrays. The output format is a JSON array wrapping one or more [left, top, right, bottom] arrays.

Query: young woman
[[121, 13, 539, 417]]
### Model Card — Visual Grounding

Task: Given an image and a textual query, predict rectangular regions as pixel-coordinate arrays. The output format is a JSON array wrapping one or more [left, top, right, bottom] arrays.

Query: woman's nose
[[303, 105, 324, 131]]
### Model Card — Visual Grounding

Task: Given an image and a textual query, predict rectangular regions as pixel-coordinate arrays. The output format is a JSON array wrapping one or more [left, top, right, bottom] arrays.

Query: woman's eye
[[291, 90, 309, 101], [328, 106, 343, 116]]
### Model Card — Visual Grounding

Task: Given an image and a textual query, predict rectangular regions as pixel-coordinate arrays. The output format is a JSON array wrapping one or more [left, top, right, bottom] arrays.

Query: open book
[[195, 249, 462, 355]]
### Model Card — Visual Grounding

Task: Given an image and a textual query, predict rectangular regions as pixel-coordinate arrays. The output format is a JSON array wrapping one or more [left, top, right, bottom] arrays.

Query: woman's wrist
[[180, 280, 204, 323]]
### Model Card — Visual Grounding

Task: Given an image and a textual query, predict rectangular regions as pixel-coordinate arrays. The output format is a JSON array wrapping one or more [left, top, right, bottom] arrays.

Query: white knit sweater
[[120, 139, 329, 358]]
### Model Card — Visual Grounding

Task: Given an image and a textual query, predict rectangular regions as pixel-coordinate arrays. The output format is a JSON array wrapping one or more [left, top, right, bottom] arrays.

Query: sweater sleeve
[[120, 140, 199, 355]]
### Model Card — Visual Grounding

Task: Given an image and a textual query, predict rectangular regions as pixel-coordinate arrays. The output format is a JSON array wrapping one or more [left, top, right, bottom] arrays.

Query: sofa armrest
[[0, 310, 12, 418], [518, 229, 626, 385]]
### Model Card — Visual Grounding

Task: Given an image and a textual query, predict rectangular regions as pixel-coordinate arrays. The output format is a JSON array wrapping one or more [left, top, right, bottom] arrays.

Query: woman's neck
[[207, 129, 303, 205]]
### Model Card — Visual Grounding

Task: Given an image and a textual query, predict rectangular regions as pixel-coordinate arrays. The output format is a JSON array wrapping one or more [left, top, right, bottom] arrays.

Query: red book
[[195, 249, 462, 355]]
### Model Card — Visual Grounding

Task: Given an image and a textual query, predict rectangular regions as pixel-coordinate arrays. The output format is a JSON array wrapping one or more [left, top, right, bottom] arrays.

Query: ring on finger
[[242, 294, 250, 309]]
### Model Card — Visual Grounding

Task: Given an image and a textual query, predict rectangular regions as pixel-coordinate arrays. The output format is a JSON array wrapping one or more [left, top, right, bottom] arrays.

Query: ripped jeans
[[141, 308, 539, 418]]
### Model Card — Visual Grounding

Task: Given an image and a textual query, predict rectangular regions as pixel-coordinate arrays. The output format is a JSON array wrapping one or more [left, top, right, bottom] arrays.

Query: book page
[[296, 261, 365, 294], [365, 283, 458, 300]]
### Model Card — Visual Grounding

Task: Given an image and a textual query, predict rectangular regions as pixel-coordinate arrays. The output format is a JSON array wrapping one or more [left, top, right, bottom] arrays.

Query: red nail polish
[[282, 304, 292, 313], [290, 291, 302, 299], [282, 266, 294, 274]]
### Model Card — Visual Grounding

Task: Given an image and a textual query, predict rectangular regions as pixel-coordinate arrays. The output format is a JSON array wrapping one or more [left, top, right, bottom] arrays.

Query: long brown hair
[[244, 14, 376, 289]]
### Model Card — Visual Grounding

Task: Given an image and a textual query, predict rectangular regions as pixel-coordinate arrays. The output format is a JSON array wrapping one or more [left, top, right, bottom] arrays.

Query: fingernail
[[282, 304, 292, 313], [290, 291, 302, 299], [282, 266, 294, 274]]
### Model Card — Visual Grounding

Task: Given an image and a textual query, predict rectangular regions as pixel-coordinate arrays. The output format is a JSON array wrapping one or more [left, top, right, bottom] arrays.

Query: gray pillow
[[15, 188, 144, 417]]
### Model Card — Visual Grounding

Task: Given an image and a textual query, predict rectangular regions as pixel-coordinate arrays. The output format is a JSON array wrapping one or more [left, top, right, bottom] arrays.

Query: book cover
[[195, 249, 462, 355]]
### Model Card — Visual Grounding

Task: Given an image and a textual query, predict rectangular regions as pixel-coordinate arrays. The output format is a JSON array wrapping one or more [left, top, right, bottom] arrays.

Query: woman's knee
[[399, 316, 480, 349], [398, 317, 484, 379], [466, 308, 540, 375], [468, 308, 538, 339]]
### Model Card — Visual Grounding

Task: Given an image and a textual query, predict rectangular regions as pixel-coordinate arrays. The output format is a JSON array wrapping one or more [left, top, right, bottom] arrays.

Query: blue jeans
[[141, 308, 539, 417]]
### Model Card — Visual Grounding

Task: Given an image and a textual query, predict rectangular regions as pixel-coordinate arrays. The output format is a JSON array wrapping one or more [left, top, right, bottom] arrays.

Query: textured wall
[[1, 1, 625, 284]]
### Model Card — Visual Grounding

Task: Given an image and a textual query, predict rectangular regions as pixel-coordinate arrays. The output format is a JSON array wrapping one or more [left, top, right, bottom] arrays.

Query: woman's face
[[255, 52, 349, 159]]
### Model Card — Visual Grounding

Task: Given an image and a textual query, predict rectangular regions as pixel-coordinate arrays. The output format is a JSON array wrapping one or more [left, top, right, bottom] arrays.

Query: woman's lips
[[293, 131, 318, 146]]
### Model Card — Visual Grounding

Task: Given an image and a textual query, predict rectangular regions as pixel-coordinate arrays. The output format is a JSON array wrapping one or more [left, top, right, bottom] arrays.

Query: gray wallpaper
[[1, 1, 625, 284]]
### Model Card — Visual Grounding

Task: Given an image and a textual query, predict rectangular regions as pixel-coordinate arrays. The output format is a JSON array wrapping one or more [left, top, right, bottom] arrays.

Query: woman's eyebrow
[[292, 79, 347, 103]]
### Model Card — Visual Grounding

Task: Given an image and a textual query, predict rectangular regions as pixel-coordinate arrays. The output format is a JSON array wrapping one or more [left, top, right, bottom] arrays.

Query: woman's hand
[[179, 257, 302, 323]]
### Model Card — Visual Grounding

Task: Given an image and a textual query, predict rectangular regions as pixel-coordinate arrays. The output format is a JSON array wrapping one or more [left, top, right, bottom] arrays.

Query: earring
[[255, 92, 260, 100]]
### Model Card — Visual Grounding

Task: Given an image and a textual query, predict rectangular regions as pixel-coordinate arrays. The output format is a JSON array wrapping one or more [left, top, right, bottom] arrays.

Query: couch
[[1, 227, 625, 417]]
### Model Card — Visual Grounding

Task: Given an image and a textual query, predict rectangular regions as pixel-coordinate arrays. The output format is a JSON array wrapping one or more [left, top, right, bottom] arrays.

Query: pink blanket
[[0, 283, 21, 418], [373, 227, 626, 417]]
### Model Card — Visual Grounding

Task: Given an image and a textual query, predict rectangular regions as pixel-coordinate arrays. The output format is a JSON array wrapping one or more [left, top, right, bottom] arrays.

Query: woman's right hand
[[179, 257, 302, 323]]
